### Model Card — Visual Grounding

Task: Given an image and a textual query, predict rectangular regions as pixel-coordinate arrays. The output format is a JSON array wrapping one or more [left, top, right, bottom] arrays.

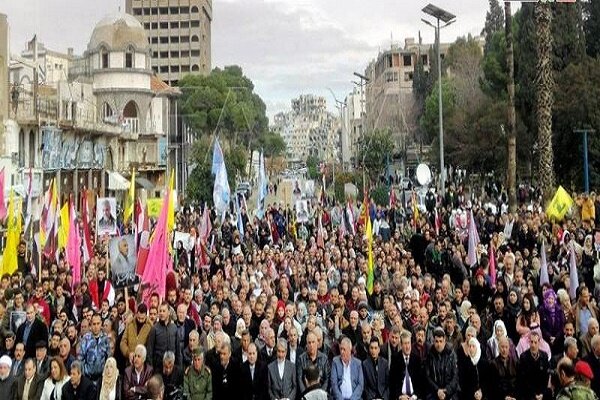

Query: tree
[[357, 129, 395, 182], [420, 78, 456, 145], [445, 35, 484, 109], [306, 155, 319, 180], [552, 2, 585, 72], [554, 57, 600, 190], [584, 0, 600, 57], [482, 0, 505, 54], [255, 131, 287, 159], [506, 2, 517, 212], [481, 30, 508, 99], [179, 66, 269, 147], [535, 3, 556, 202]]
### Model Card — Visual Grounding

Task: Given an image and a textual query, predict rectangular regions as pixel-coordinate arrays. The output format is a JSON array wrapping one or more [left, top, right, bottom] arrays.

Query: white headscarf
[[468, 337, 481, 365], [487, 319, 508, 359]]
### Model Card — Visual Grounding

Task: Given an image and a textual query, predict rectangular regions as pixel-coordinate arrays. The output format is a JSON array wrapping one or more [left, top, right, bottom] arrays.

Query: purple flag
[[467, 210, 480, 267], [539, 241, 550, 286]]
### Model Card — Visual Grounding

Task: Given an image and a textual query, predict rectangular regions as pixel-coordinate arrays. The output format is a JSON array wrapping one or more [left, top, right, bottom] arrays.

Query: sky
[[2, 0, 491, 120]]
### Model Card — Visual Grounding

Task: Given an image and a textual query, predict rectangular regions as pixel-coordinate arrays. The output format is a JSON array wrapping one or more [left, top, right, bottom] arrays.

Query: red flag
[[141, 190, 170, 303], [435, 208, 441, 236], [389, 186, 397, 208], [81, 191, 94, 264]]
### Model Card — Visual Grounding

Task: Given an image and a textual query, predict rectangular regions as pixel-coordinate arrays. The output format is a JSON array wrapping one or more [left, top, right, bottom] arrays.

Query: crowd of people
[[1, 182, 600, 400]]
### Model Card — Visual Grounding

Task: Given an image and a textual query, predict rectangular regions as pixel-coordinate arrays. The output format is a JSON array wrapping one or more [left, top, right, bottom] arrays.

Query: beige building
[[0, 14, 9, 174], [126, 0, 212, 85]]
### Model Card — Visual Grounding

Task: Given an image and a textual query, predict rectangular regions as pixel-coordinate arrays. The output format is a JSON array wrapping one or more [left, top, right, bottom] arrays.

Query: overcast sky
[[2, 0, 491, 120]]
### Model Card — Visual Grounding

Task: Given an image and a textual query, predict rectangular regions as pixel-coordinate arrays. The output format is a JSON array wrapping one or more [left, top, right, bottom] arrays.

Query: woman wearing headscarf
[[485, 320, 517, 361], [582, 234, 596, 291], [458, 327, 486, 400], [97, 357, 122, 400], [539, 288, 565, 347], [505, 288, 521, 323]]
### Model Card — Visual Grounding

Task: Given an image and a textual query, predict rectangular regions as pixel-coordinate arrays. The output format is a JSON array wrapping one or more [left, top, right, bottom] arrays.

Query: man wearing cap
[[34, 340, 50, 379], [556, 357, 598, 400], [183, 348, 212, 400], [575, 360, 595, 389], [120, 303, 152, 366], [0, 355, 15, 400]]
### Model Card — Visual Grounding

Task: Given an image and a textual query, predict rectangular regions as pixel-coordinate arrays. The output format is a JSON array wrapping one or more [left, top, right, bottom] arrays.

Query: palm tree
[[535, 2, 556, 203], [505, 1, 517, 212]]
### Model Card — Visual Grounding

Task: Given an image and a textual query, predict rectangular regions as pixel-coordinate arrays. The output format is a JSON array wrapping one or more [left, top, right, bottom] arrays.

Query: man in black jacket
[[62, 361, 96, 400], [390, 330, 424, 400], [147, 303, 178, 369], [160, 351, 183, 400], [241, 343, 268, 400], [517, 331, 550, 400], [16, 305, 48, 359], [362, 338, 389, 400], [424, 328, 459, 400], [212, 343, 240, 400]]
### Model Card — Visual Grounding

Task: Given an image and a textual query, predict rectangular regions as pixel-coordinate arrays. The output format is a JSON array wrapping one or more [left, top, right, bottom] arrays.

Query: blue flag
[[257, 151, 267, 219], [213, 162, 230, 215], [212, 138, 224, 175]]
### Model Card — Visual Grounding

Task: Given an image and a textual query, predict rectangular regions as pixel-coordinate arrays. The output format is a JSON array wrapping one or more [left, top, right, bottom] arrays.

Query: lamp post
[[422, 3, 456, 196], [574, 128, 596, 193]]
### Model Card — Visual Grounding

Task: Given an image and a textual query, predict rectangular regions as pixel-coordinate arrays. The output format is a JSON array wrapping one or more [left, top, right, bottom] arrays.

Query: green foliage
[[357, 129, 395, 182], [179, 66, 269, 146], [186, 163, 213, 205], [370, 185, 389, 207], [412, 54, 434, 144], [584, 0, 600, 57], [553, 57, 600, 190], [481, 31, 508, 98], [255, 131, 287, 158], [419, 78, 456, 144], [482, 0, 505, 54], [552, 2, 585, 72], [306, 155, 320, 180], [334, 172, 363, 203]]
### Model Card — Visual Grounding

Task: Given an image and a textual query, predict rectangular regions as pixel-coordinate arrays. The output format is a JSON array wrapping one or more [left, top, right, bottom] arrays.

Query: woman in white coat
[[40, 357, 70, 400]]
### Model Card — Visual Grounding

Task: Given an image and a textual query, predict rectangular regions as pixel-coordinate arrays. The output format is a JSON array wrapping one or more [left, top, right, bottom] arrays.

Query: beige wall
[[0, 14, 9, 157]]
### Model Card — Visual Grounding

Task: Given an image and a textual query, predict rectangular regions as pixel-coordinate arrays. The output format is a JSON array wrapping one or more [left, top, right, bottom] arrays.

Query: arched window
[[100, 47, 109, 69], [123, 101, 140, 134], [191, 5, 199, 13], [191, 64, 200, 72], [102, 102, 113, 121], [191, 35, 199, 42], [125, 46, 135, 68]]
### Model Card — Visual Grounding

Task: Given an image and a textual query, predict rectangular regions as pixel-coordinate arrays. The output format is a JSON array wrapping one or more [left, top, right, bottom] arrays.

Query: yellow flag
[[147, 198, 162, 217], [546, 186, 574, 221], [58, 202, 70, 250], [366, 213, 374, 295], [124, 169, 135, 224], [1, 190, 18, 275]]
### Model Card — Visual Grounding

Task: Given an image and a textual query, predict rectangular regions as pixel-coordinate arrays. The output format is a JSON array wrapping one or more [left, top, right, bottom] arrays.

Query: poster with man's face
[[96, 197, 117, 236], [109, 235, 138, 288]]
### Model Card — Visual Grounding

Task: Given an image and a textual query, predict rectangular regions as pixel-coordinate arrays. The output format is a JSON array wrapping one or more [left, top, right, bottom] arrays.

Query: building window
[[181, 51, 190, 58], [150, 7, 158, 15], [170, 36, 180, 43], [160, 22, 168, 29], [191, 35, 199, 42], [190, 50, 200, 57], [160, 66, 168, 73], [152, 51, 158, 58], [171, 65, 180, 73], [152, 66, 158, 73], [170, 7, 179, 14], [151, 37, 159, 44], [170, 51, 179, 58], [404, 72, 414, 81], [191, 20, 200, 28], [133, 8, 142, 15], [160, 37, 168, 44], [102, 102, 113, 120], [144, 23, 151, 29], [160, 51, 168, 58], [181, 65, 190, 72], [159, 7, 168, 14], [151, 22, 158, 29], [191, 64, 199, 72], [170, 21, 179, 29], [180, 7, 189, 13], [421, 54, 428, 65], [181, 21, 189, 28], [181, 36, 189, 43], [403, 55, 412, 66], [100, 47, 109, 69], [191, 6, 199, 13], [125, 47, 134, 68]]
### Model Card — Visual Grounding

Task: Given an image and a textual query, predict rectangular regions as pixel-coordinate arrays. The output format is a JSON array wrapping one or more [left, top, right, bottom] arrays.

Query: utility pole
[[574, 128, 596, 193]]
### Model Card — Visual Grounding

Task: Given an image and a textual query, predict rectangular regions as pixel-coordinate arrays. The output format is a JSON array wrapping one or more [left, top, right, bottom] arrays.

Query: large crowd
[[1, 182, 600, 400]]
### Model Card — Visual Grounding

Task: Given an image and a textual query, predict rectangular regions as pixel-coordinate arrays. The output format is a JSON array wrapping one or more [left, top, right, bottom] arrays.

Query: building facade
[[126, 0, 212, 85], [341, 86, 365, 170], [272, 95, 340, 163], [6, 13, 180, 208]]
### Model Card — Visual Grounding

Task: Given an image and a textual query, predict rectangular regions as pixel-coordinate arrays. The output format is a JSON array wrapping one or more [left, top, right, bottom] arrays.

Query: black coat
[[362, 357, 389, 400], [16, 319, 48, 359], [147, 321, 178, 369], [14, 374, 43, 400], [489, 356, 518, 400], [424, 345, 459, 400], [62, 376, 97, 400], [457, 345, 486, 400], [390, 351, 424, 400], [517, 350, 550, 400], [259, 346, 276, 365], [583, 353, 600, 395], [240, 360, 268, 400], [211, 361, 241, 400]]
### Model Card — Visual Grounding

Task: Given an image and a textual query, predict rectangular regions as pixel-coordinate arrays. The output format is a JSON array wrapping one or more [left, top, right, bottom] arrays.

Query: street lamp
[[422, 3, 456, 196], [574, 128, 596, 193]]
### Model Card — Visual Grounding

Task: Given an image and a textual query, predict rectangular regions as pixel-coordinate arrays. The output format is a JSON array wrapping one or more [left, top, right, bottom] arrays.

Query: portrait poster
[[96, 197, 118, 236], [109, 235, 138, 288], [296, 200, 309, 223], [173, 231, 193, 251], [10, 311, 26, 334]]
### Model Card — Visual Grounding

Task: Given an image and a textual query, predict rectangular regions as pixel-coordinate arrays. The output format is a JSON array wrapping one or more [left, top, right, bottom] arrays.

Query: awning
[[135, 177, 155, 191], [106, 171, 130, 191]]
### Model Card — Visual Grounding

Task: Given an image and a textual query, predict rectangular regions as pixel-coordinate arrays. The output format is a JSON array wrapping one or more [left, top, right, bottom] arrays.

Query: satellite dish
[[416, 163, 432, 186]]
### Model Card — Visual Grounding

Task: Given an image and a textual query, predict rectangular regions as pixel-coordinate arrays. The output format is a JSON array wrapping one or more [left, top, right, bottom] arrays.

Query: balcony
[[123, 118, 140, 134]]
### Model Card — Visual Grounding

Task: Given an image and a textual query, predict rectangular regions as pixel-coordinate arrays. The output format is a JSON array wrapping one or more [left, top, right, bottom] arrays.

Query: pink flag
[[488, 244, 497, 288], [81, 191, 94, 264], [317, 215, 324, 248], [569, 242, 579, 300], [141, 189, 171, 303], [0, 168, 6, 221], [467, 209, 480, 267], [539, 241, 550, 286], [199, 205, 212, 242], [66, 196, 82, 287]]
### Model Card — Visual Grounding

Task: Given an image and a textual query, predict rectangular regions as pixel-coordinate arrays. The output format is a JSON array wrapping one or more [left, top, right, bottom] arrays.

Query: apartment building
[[126, 0, 212, 85]]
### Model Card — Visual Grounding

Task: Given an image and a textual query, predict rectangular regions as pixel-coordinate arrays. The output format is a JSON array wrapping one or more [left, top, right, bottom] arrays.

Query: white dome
[[88, 12, 149, 52]]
